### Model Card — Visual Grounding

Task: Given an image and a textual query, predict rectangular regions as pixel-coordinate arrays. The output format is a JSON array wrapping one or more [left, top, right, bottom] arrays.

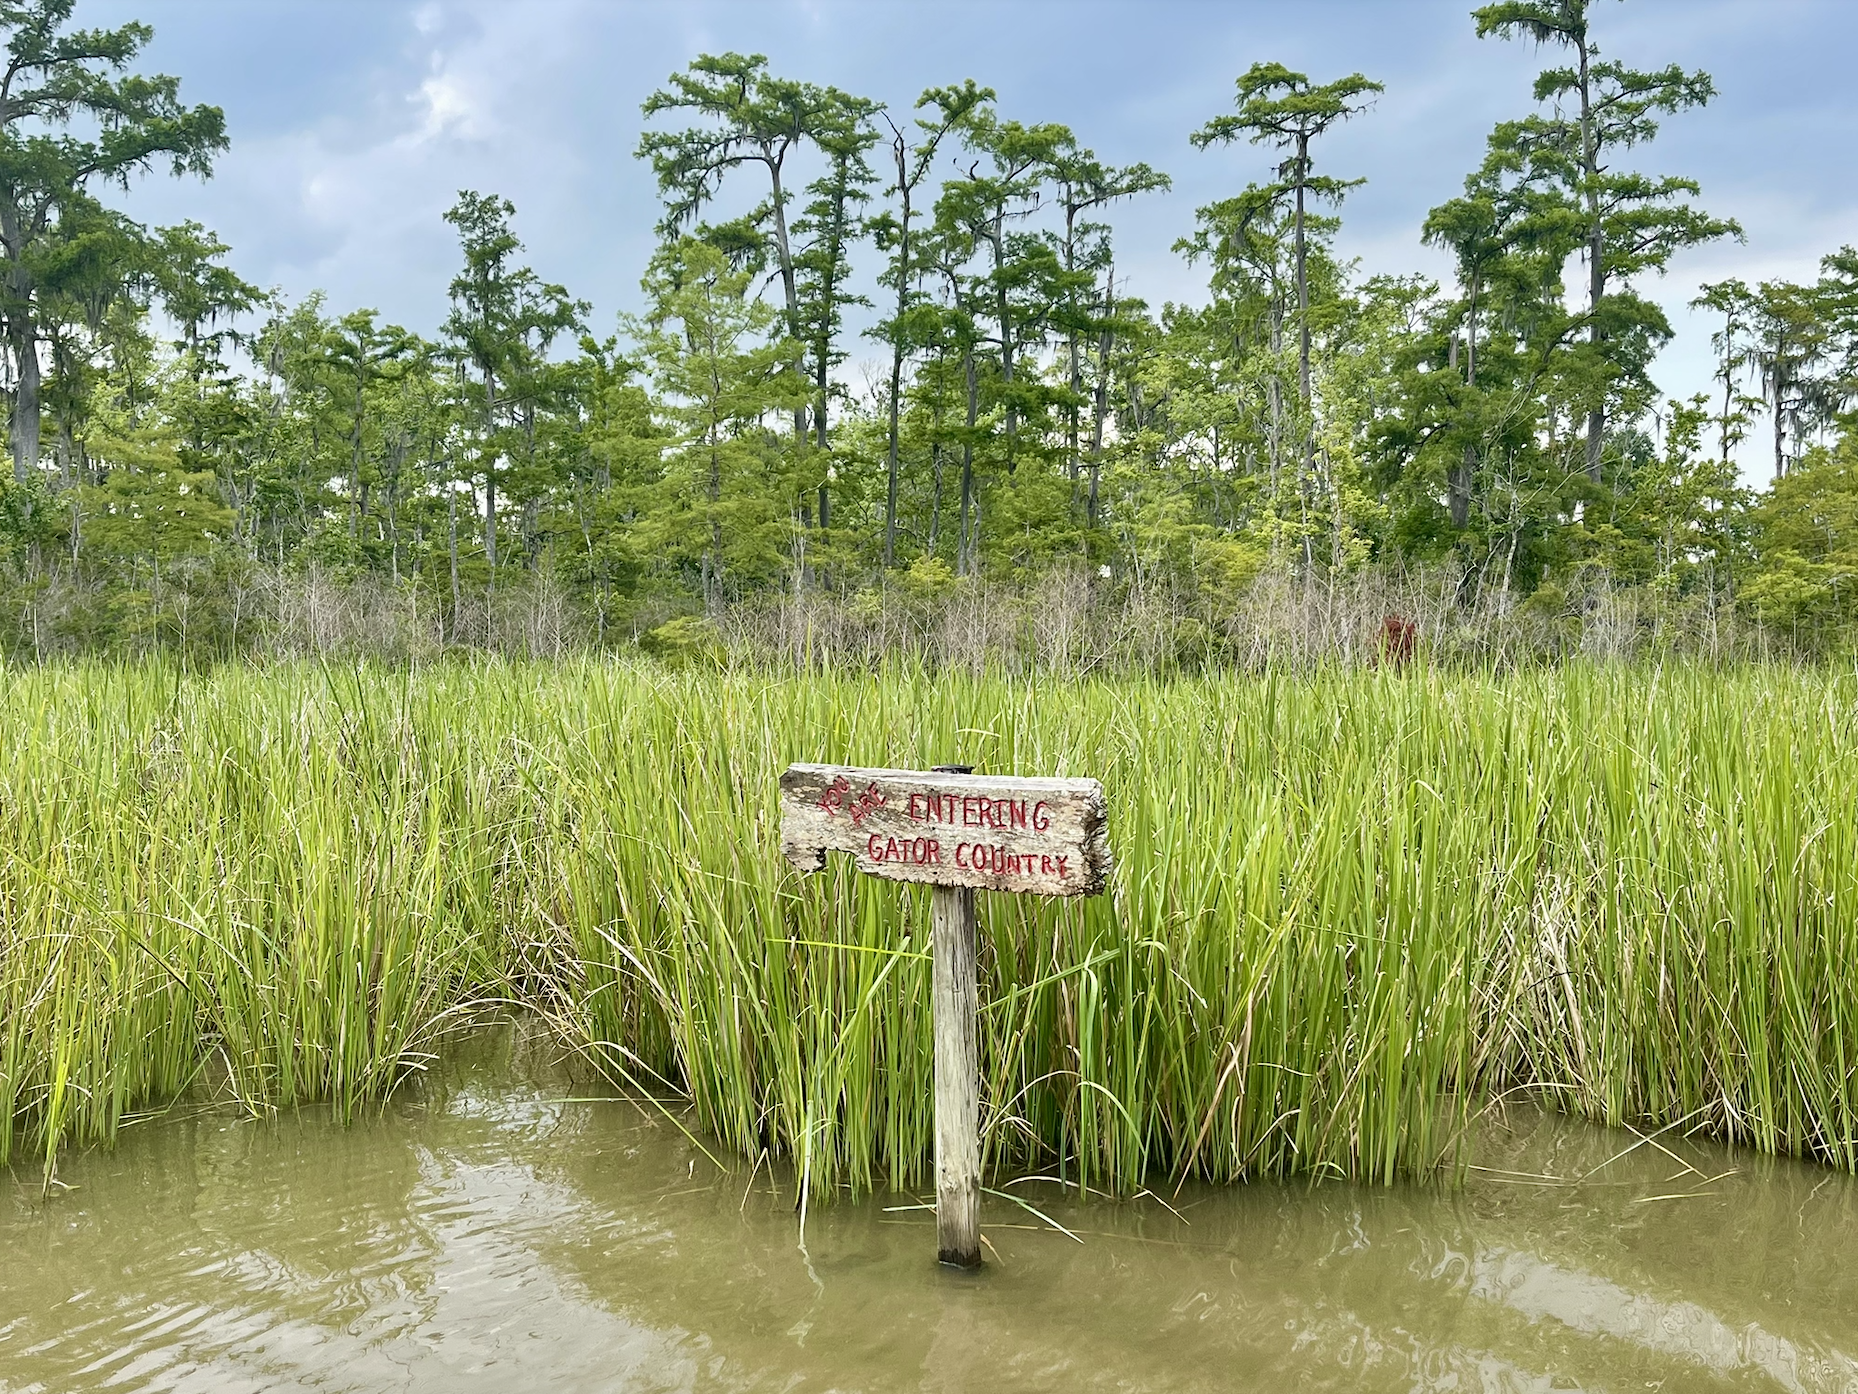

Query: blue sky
[[85, 0, 1858, 481]]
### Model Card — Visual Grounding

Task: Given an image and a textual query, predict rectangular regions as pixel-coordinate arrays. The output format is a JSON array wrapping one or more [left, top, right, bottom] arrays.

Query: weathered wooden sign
[[779, 763, 1110, 897], [779, 761, 1112, 1270]]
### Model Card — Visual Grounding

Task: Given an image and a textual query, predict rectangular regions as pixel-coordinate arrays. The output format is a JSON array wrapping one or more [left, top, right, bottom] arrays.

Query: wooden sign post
[[779, 761, 1111, 1268]]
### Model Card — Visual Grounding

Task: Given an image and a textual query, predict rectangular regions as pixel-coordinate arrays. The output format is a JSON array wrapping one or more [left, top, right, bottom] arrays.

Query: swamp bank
[[5, 659, 1858, 1195]]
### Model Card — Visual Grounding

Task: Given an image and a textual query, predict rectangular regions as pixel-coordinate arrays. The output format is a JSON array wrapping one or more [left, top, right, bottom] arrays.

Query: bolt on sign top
[[779, 763, 1111, 898]]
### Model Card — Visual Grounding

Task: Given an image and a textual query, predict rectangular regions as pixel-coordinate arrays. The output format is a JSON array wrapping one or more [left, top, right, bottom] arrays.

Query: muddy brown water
[[6, 1029, 1858, 1393]]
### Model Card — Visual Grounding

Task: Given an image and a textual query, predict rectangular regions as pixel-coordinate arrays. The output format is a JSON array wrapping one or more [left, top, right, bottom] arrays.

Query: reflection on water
[[5, 1028, 1858, 1393]]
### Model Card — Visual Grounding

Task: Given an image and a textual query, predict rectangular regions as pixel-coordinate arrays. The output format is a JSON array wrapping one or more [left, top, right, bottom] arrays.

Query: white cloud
[[415, 67, 487, 143]]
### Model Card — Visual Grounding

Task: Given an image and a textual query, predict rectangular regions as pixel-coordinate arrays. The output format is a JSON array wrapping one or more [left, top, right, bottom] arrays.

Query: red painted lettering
[[849, 782, 887, 826], [1032, 801, 1050, 832], [1041, 855, 1053, 875], [926, 839, 942, 863], [955, 842, 970, 868], [867, 834, 883, 860], [1010, 800, 1027, 830]]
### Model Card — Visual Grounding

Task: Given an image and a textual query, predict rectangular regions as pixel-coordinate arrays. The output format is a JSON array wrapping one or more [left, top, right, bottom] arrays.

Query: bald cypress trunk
[[8, 318, 39, 484]]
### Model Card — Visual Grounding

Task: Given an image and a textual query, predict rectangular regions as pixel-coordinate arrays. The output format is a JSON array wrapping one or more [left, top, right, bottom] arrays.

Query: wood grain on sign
[[778, 763, 1110, 898]]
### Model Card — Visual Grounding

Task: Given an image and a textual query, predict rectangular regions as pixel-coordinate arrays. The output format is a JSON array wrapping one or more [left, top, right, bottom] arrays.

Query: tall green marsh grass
[[3, 660, 1857, 1191]]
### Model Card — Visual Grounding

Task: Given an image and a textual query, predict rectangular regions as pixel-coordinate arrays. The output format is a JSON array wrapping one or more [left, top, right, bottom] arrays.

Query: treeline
[[1, 0, 1856, 664]]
